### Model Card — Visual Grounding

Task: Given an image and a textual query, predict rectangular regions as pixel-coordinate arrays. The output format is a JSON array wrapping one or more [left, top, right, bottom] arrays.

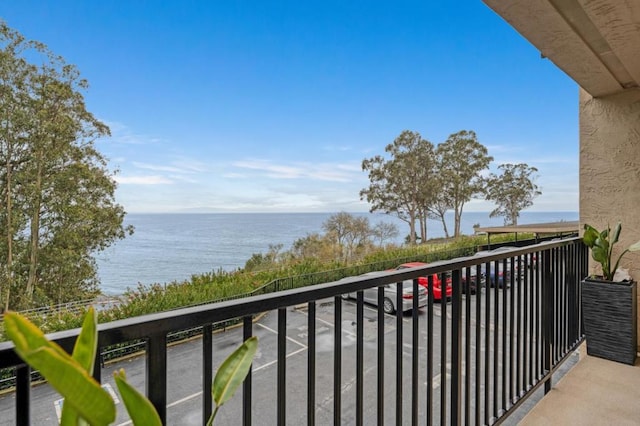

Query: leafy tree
[[426, 185, 452, 239], [486, 163, 541, 225], [288, 233, 340, 264], [243, 244, 283, 272], [0, 22, 132, 310], [435, 130, 493, 237], [371, 221, 399, 247], [361, 131, 437, 244], [322, 212, 372, 261]]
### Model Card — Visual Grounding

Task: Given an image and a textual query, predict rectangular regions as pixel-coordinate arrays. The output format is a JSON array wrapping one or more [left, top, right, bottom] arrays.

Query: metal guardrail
[[0, 238, 587, 425], [1, 297, 122, 321], [257, 245, 475, 293]]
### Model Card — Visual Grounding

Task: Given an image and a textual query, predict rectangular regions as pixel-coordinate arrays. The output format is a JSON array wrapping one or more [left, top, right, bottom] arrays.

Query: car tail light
[[402, 293, 414, 299]]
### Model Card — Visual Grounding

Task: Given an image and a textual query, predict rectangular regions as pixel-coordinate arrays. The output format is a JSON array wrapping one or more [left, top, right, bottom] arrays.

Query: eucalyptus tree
[[0, 23, 37, 310], [0, 22, 132, 310], [486, 163, 542, 225], [323, 211, 372, 261], [361, 130, 437, 244], [436, 130, 493, 237], [427, 196, 452, 239], [371, 221, 399, 247]]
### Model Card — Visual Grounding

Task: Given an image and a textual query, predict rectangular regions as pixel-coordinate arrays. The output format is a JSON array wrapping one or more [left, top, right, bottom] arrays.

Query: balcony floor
[[521, 343, 640, 425]]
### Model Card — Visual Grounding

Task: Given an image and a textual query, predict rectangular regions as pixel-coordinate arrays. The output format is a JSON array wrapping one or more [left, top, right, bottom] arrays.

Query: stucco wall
[[580, 87, 640, 278], [580, 87, 640, 345]]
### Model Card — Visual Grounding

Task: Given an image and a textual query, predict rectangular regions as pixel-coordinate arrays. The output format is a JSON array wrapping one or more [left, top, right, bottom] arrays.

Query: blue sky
[[2, 1, 579, 213]]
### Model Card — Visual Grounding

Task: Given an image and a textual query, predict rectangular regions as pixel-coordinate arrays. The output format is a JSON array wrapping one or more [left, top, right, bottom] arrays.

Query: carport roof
[[474, 221, 579, 236]]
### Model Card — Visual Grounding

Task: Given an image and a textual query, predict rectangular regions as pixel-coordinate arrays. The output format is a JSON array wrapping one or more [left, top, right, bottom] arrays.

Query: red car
[[395, 262, 453, 301]]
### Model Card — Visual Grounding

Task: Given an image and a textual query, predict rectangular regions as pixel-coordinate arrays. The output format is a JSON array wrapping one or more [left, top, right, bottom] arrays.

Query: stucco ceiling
[[483, 0, 640, 98]]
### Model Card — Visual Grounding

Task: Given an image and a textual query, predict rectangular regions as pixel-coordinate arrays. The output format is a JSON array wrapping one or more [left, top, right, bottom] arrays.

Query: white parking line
[[256, 322, 308, 349], [253, 347, 307, 372]]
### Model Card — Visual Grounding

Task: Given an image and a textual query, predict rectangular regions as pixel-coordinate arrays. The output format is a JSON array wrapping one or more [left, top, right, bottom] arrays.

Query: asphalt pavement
[[0, 288, 578, 425]]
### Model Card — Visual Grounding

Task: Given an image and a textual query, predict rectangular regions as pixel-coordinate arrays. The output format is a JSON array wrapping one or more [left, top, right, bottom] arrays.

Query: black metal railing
[[0, 237, 587, 425]]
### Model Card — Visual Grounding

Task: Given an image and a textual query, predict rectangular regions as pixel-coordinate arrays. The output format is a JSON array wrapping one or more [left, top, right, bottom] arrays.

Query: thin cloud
[[232, 159, 361, 182], [100, 120, 164, 145], [168, 174, 199, 184], [115, 175, 173, 185], [222, 172, 248, 178], [132, 162, 185, 173], [131, 160, 207, 174]]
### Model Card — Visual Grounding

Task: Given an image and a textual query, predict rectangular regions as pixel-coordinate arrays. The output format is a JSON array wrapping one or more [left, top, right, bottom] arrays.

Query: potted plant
[[582, 222, 640, 365]]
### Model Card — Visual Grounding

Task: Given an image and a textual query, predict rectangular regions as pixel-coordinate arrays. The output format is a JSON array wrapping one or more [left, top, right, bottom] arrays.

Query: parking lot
[[0, 284, 561, 425], [0, 292, 464, 425]]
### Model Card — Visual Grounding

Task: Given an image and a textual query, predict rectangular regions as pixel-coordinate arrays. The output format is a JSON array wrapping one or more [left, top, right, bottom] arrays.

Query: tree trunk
[[454, 207, 461, 237], [418, 214, 426, 243], [25, 153, 43, 302], [4, 155, 13, 312], [441, 214, 450, 239], [409, 211, 417, 245]]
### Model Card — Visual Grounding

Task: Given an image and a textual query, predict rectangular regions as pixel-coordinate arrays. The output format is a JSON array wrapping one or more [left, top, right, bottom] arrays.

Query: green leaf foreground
[[4, 311, 115, 426], [5, 306, 258, 426], [114, 369, 162, 426], [209, 336, 258, 424], [60, 307, 100, 425]]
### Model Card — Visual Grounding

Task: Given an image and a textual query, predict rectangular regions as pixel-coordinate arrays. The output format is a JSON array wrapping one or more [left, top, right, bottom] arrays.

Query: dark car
[[428, 260, 485, 294], [471, 249, 513, 288]]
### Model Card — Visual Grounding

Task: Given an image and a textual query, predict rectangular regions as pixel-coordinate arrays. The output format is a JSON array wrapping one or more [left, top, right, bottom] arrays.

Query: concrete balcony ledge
[[521, 343, 640, 425]]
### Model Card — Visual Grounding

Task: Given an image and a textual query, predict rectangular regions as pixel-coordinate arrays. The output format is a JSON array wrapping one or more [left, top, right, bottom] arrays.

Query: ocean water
[[95, 211, 578, 295]]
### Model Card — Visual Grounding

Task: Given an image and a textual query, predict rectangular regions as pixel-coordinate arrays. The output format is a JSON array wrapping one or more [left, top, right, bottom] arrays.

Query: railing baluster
[[411, 278, 419, 425], [464, 267, 472, 425], [93, 350, 101, 383], [568, 244, 578, 345], [147, 333, 167, 424], [523, 255, 529, 391], [528, 254, 535, 386], [509, 258, 516, 405], [426, 274, 434, 426], [475, 267, 482, 426], [278, 307, 287, 425], [543, 250, 553, 394], [440, 272, 448, 425], [16, 365, 30, 426], [334, 296, 342, 425], [243, 317, 253, 426], [493, 260, 501, 418], [451, 269, 462, 425], [396, 281, 403, 426], [356, 291, 364, 426], [515, 256, 522, 397], [484, 261, 491, 425], [535, 250, 542, 381], [203, 323, 213, 424], [502, 257, 510, 412], [308, 301, 316, 426], [377, 286, 385, 426]]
